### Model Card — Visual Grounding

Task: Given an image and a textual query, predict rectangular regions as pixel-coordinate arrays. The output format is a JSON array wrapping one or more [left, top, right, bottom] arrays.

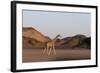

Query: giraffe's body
[[43, 34, 61, 55]]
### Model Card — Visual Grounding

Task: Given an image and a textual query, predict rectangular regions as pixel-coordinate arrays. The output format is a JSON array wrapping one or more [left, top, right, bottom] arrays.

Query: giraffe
[[43, 34, 61, 55]]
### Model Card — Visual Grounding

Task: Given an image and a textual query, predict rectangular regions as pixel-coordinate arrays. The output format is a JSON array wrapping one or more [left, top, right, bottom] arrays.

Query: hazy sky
[[23, 10, 91, 38]]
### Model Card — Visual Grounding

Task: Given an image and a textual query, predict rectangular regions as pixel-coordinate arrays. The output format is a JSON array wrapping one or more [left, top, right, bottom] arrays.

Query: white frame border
[[16, 3, 96, 70]]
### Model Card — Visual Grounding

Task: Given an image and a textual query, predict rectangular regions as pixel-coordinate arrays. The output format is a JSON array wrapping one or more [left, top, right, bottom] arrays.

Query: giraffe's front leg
[[53, 44, 56, 55], [48, 47, 52, 55]]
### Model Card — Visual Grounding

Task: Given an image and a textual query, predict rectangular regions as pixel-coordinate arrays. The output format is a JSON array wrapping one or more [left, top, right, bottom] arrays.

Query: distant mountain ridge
[[23, 27, 91, 49]]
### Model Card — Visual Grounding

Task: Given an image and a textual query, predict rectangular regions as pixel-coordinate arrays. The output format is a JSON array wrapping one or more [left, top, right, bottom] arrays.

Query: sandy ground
[[22, 48, 90, 63]]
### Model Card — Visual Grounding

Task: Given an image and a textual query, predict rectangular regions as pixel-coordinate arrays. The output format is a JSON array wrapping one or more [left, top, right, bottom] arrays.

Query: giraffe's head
[[53, 34, 62, 40], [56, 34, 62, 38], [53, 34, 62, 41]]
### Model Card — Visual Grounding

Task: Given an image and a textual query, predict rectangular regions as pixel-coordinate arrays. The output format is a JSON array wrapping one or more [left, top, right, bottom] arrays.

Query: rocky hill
[[22, 27, 91, 49], [23, 27, 50, 48], [23, 27, 50, 43], [58, 35, 90, 48]]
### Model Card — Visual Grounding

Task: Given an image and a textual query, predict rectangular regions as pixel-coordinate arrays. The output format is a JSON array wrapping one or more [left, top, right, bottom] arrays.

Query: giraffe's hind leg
[[43, 47, 47, 54], [46, 44, 51, 55]]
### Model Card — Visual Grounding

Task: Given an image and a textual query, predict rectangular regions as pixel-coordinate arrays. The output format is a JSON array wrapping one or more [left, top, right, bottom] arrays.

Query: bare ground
[[22, 48, 90, 63]]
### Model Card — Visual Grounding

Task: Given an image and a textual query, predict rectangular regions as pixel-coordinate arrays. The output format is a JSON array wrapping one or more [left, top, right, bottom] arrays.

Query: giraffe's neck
[[53, 35, 60, 42]]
